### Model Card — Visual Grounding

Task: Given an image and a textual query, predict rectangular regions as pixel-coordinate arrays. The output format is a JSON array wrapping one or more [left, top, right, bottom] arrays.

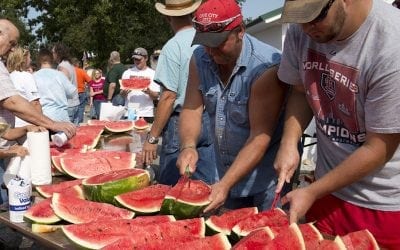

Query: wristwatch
[[146, 133, 159, 144]]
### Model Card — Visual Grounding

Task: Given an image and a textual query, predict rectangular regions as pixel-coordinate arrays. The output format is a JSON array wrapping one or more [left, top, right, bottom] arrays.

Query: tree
[[26, 0, 173, 69]]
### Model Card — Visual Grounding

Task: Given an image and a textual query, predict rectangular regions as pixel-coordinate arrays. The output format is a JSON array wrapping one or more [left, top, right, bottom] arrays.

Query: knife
[[270, 192, 281, 210], [184, 164, 192, 188]]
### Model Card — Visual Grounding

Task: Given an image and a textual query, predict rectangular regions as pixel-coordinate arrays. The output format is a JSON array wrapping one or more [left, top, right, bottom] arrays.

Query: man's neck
[[41, 62, 52, 69]]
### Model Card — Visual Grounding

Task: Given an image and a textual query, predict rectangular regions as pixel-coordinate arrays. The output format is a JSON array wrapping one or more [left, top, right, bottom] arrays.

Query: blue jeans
[[111, 94, 125, 107], [158, 112, 218, 185], [68, 105, 80, 125], [93, 100, 105, 119], [77, 92, 88, 123]]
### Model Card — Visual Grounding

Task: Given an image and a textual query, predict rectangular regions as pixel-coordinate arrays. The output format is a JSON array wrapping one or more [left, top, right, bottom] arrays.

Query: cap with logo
[[155, 0, 202, 17], [132, 47, 148, 60], [280, 0, 331, 23], [191, 0, 242, 48]]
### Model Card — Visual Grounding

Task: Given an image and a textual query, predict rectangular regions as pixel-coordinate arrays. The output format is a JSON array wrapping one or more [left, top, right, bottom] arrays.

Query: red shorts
[[306, 194, 400, 249]]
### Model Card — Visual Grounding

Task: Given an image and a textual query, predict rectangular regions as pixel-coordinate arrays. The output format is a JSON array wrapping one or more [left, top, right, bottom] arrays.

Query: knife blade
[[184, 164, 192, 188], [270, 192, 281, 209]]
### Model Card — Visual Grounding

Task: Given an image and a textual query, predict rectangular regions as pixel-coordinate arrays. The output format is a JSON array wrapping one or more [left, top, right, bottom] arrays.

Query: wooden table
[[0, 130, 149, 249]]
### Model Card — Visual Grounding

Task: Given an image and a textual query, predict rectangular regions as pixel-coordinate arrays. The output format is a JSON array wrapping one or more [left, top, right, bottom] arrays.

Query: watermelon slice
[[82, 168, 150, 204], [60, 151, 136, 179], [160, 177, 211, 219], [107, 233, 232, 250], [51, 193, 134, 224], [263, 223, 306, 250], [114, 184, 171, 214], [36, 179, 82, 198], [341, 229, 379, 250], [134, 117, 150, 130], [231, 208, 289, 239], [233, 227, 275, 250], [120, 78, 150, 91], [104, 133, 134, 146], [24, 198, 61, 224], [205, 207, 258, 236], [104, 120, 135, 133], [316, 237, 347, 250], [66, 125, 104, 149], [299, 223, 324, 249], [62, 217, 204, 249]]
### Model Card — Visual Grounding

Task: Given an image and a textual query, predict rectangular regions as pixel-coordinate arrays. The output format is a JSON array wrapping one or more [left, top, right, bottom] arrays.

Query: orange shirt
[[75, 67, 92, 93]]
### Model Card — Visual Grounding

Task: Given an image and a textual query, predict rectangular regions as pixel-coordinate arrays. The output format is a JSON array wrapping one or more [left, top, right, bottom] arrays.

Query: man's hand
[[9, 144, 29, 157], [176, 147, 198, 176], [143, 141, 158, 165], [120, 89, 130, 98], [203, 181, 230, 213], [281, 186, 316, 224], [273, 143, 300, 194], [51, 122, 76, 139]]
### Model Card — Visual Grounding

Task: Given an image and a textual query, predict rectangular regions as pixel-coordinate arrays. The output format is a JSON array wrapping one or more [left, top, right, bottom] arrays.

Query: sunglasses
[[311, 0, 336, 23], [192, 14, 241, 33]]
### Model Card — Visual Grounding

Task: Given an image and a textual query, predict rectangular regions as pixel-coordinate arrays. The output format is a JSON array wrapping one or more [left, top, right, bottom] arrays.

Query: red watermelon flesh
[[24, 198, 61, 224], [120, 78, 150, 90], [232, 208, 289, 237], [67, 125, 104, 149], [341, 229, 379, 250], [206, 207, 258, 235], [36, 179, 82, 198], [114, 184, 171, 214], [134, 117, 149, 130], [299, 223, 324, 249], [233, 227, 275, 250], [104, 120, 135, 133], [51, 193, 134, 224], [63, 217, 204, 249], [263, 223, 306, 250]]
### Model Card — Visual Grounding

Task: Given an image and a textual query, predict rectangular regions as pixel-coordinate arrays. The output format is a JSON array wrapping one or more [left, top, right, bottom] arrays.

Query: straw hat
[[155, 0, 202, 16]]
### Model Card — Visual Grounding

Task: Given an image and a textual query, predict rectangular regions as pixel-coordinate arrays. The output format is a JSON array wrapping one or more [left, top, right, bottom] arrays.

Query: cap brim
[[132, 55, 144, 59], [155, 0, 202, 16], [280, 0, 330, 23], [192, 31, 231, 48]]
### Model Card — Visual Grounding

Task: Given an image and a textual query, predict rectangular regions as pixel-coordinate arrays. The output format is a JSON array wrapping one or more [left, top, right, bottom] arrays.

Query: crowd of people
[[0, 0, 399, 248]]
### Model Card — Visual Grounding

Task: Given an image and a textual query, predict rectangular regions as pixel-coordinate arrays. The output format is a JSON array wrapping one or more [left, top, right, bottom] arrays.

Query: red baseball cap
[[192, 0, 243, 47]]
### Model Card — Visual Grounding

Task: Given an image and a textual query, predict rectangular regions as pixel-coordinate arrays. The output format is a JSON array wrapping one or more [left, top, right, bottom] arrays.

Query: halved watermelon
[[160, 177, 211, 219], [120, 78, 150, 90], [62, 217, 203, 249], [36, 179, 82, 198], [24, 198, 61, 224], [264, 223, 306, 250], [231, 208, 289, 239], [67, 125, 104, 149], [341, 229, 379, 250], [233, 227, 275, 250], [114, 184, 171, 214], [51, 193, 134, 224], [60, 151, 136, 179], [104, 120, 135, 133], [206, 207, 258, 236], [82, 168, 150, 204], [134, 117, 150, 130], [299, 223, 324, 249]]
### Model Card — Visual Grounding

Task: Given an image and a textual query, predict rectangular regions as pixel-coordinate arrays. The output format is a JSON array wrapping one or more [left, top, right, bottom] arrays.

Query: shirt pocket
[[227, 95, 249, 127], [203, 87, 218, 115]]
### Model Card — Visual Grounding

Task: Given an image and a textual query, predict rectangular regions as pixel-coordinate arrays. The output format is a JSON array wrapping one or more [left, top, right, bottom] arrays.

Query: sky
[[241, 0, 285, 19]]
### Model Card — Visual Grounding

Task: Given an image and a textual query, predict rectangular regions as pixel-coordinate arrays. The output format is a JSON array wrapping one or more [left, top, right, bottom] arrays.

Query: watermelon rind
[[104, 121, 135, 133], [334, 236, 347, 250], [160, 195, 210, 220], [205, 207, 259, 236], [82, 169, 150, 204], [31, 224, 62, 233]]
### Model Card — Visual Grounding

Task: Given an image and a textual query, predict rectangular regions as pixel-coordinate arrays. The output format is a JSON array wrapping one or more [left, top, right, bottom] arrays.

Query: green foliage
[[26, 0, 173, 69]]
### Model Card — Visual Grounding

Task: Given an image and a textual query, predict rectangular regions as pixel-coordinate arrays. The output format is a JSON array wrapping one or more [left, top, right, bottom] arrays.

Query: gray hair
[[109, 51, 120, 63]]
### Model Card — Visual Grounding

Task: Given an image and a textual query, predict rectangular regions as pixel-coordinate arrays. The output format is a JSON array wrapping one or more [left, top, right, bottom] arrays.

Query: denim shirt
[[194, 34, 284, 197]]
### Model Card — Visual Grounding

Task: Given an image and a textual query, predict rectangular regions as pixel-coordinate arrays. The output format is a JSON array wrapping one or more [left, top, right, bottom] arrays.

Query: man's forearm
[[179, 108, 202, 149], [149, 91, 175, 137], [107, 82, 116, 100], [2, 95, 55, 129]]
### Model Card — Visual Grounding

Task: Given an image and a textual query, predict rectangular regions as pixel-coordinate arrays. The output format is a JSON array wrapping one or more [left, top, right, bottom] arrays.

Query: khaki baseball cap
[[280, 0, 331, 23]]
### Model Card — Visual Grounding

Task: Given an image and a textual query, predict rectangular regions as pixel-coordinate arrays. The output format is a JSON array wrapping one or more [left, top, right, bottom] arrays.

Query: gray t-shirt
[[278, 0, 400, 210], [58, 60, 79, 107]]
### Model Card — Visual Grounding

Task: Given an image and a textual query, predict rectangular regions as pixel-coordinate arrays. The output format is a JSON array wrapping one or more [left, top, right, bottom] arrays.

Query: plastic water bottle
[[7, 177, 31, 223], [51, 132, 68, 147], [127, 107, 137, 121]]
